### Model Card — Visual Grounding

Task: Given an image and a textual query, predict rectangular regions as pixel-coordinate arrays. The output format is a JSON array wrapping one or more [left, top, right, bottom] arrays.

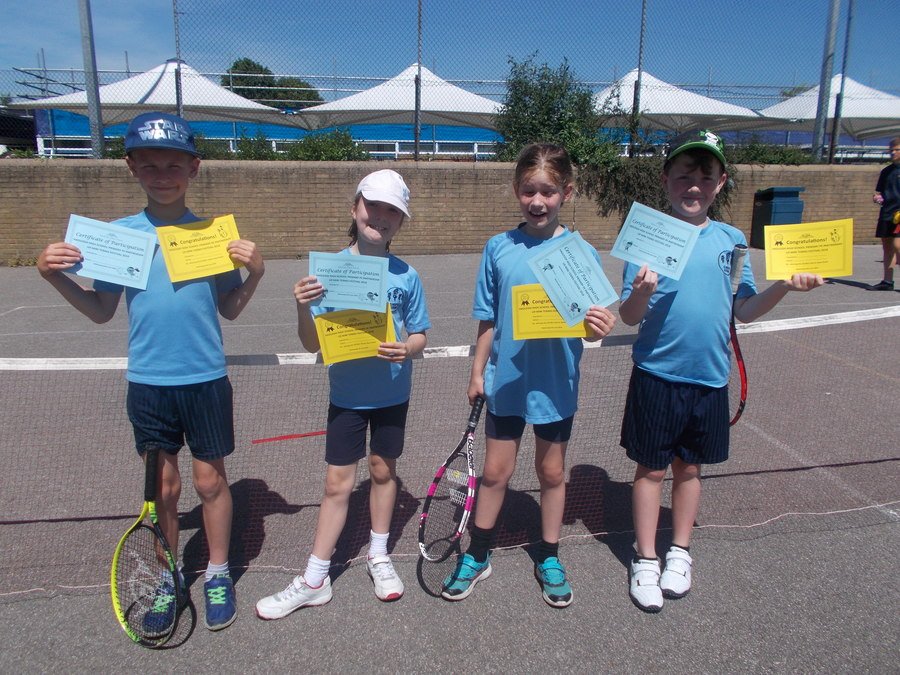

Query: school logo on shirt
[[717, 249, 733, 277], [386, 286, 405, 314]]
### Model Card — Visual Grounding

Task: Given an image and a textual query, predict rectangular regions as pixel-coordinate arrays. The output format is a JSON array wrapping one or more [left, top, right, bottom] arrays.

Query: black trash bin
[[750, 187, 805, 249]]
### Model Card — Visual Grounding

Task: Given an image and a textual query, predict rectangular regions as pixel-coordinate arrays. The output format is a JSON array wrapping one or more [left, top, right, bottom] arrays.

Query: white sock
[[368, 530, 389, 558], [303, 554, 330, 588], [205, 561, 229, 581]]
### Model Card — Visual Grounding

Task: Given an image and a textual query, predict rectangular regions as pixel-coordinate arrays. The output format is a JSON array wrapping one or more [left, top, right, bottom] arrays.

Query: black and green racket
[[110, 448, 181, 647]]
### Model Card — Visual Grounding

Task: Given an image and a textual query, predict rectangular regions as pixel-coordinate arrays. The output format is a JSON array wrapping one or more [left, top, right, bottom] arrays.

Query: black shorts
[[127, 377, 235, 460], [325, 401, 409, 466], [485, 412, 574, 443], [620, 367, 729, 470], [875, 217, 899, 238]]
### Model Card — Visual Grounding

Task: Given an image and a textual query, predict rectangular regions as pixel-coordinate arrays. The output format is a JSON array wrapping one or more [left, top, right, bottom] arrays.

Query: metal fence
[[2, 0, 897, 158]]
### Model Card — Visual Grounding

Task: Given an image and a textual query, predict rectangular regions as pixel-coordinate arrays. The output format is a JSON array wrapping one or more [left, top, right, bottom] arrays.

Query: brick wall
[[0, 159, 883, 264]]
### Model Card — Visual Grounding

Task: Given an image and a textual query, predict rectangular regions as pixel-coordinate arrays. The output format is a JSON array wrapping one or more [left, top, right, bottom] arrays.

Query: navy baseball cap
[[124, 112, 200, 156], [666, 129, 726, 166]]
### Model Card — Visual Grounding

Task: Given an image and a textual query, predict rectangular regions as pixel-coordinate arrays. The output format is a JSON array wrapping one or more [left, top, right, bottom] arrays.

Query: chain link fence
[[1, 0, 897, 159]]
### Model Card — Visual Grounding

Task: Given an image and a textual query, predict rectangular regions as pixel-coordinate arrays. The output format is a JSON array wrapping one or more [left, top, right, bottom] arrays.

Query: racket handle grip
[[467, 396, 485, 430], [144, 448, 160, 502], [730, 244, 748, 295]]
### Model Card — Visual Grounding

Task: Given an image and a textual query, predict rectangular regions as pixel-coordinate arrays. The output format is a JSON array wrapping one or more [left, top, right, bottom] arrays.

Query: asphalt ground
[[0, 245, 898, 673]]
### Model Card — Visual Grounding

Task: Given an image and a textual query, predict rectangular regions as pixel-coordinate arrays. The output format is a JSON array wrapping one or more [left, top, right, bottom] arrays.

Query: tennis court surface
[[1, 247, 897, 672]]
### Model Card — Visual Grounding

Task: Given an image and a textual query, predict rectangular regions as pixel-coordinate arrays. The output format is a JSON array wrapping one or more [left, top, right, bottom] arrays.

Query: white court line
[[735, 305, 900, 334], [2, 306, 896, 370]]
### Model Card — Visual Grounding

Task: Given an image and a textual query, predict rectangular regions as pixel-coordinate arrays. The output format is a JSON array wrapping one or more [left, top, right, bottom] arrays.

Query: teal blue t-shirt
[[473, 226, 604, 424], [621, 219, 757, 388], [311, 249, 431, 410], [93, 210, 242, 385]]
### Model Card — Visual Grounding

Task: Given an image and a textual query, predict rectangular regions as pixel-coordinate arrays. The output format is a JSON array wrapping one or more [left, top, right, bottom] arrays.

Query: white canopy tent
[[10, 59, 298, 127], [593, 68, 763, 133], [759, 74, 900, 140], [299, 64, 500, 130]]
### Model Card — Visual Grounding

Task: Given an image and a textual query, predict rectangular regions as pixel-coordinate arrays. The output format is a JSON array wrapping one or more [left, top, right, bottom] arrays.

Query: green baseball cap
[[666, 129, 726, 166]]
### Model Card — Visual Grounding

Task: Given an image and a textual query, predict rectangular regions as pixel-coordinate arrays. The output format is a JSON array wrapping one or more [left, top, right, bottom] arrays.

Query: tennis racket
[[728, 244, 749, 426], [110, 448, 181, 647], [418, 396, 485, 562]]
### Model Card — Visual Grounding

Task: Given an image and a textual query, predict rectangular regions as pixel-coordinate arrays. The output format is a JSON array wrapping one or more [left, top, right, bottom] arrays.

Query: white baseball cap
[[356, 169, 411, 218]]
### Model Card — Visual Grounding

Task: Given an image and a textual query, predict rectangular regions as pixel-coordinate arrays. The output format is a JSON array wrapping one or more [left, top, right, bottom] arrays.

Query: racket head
[[110, 511, 180, 646], [418, 397, 484, 563], [417, 446, 475, 562]]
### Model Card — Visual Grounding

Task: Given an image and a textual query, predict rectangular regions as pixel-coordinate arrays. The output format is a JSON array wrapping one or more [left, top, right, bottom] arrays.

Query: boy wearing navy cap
[[37, 112, 265, 631], [618, 130, 823, 613]]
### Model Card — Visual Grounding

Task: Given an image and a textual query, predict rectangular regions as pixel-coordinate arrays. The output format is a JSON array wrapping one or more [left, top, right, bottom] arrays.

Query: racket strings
[[420, 452, 472, 561], [115, 524, 173, 639]]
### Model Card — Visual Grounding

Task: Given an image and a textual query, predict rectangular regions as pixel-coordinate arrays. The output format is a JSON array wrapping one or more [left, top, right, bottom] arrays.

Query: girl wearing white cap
[[256, 170, 430, 618]]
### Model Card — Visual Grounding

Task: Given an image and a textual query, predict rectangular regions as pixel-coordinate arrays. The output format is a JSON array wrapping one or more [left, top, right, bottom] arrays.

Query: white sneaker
[[660, 546, 692, 599], [366, 554, 404, 601], [255, 575, 332, 620], [629, 558, 663, 613]]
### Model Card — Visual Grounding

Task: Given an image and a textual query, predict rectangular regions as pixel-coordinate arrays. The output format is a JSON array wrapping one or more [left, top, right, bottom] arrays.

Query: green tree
[[222, 58, 322, 110], [236, 131, 277, 160], [284, 129, 369, 161], [494, 55, 617, 165]]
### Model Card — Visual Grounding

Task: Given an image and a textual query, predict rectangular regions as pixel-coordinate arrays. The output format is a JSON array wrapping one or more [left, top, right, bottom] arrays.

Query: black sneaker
[[867, 280, 894, 291]]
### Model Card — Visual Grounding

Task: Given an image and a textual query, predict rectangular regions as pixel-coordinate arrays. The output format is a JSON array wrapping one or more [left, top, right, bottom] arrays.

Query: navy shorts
[[875, 217, 899, 238], [620, 367, 729, 470], [126, 377, 235, 460], [325, 401, 409, 466], [485, 412, 574, 443]]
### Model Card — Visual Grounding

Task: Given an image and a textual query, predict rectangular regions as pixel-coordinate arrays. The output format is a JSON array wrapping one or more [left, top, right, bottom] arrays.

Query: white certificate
[[64, 215, 156, 289], [308, 251, 389, 313], [527, 232, 618, 326], [610, 202, 701, 280]]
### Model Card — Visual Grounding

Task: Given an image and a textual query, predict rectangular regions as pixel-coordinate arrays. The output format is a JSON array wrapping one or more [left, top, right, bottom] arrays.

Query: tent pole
[[828, 0, 854, 164], [812, 0, 840, 161], [414, 0, 422, 161], [173, 0, 184, 117], [629, 0, 647, 157], [77, 0, 104, 158]]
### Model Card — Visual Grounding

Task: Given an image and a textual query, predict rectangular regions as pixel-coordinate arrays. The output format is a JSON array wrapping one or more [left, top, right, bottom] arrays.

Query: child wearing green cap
[[36, 111, 265, 632], [618, 129, 823, 613]]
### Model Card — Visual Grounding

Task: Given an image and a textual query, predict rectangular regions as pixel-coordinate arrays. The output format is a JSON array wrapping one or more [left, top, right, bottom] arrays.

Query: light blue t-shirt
[[473, 226, 604, 423], [93, 210, 242, 385], [620, 219, 757, 388], [311, 249, 431, 410]]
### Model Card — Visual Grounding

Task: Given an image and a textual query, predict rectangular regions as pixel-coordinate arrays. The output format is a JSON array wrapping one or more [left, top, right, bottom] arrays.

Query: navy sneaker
[[441, 553, 492, 601], [204, 573, 237, 631], [142, 571, 186, 636], [534, 556, 573, 608]]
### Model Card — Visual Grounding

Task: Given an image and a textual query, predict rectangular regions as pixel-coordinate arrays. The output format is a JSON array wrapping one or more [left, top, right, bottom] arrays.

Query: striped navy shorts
[[620, 366, 729, 470], [126, 376, 235, 460]]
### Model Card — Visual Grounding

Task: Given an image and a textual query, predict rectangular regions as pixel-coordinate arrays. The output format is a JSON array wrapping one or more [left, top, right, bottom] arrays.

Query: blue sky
[[3, 0, 898, 96]]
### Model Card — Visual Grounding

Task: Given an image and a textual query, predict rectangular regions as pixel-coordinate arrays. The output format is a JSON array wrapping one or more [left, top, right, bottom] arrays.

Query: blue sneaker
[[204, 573, 237, 631], [441, 553, 492, 601], [535, 557, 573, 608], [142, 571, 186, 636]]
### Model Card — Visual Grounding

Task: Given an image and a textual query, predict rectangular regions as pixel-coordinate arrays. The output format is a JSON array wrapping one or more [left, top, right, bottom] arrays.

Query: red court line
[[251, 430, 326, 444]]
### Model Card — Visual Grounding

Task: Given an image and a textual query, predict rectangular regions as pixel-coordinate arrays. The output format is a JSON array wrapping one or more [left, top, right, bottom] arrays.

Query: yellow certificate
[[764, 219, 853, 279], [315, 304, 398, 365], [511, 284, 590, 340], [156, 214, 241, 282]]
